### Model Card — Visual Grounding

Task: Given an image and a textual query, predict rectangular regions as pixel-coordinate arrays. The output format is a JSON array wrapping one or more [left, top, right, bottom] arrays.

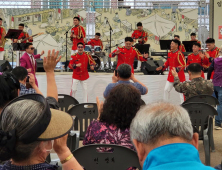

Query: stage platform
[[37, 71, 190, 104]]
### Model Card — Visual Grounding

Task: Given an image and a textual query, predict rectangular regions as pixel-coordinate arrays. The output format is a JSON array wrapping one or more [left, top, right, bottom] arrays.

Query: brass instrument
[[0, 26, 6, 48]]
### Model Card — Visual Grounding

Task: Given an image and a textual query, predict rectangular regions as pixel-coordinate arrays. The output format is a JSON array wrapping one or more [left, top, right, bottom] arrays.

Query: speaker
[[36, 59, 44, 72], [0, 60, 12, 72], [154, 60, 164, 67], [141, 60, 157, 75]]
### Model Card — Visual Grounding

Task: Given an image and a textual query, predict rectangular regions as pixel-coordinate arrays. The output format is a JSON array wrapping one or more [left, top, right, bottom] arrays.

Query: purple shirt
[[213, 57, 222, 86]]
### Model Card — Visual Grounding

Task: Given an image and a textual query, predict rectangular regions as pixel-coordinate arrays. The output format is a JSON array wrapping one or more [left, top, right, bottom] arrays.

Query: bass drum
[[90, 55, 101, 70]]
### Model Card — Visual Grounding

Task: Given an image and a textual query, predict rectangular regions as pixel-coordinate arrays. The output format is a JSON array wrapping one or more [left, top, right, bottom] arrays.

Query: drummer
[[87, 32, 103, 50]]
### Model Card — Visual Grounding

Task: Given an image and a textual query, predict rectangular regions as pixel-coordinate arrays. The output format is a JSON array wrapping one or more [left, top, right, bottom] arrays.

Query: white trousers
[[164, 81, 184, 103], [16, 51, 25, 66], [71, 79, 88, 103], [71, 50, 78, 55], [134, 61, 142, 71], [0, 51, 5, 60]]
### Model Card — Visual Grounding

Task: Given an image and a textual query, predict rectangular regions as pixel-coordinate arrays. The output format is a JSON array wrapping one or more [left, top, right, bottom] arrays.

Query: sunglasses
[[30, 47, 35, 50], [77, 46, 84, 49]]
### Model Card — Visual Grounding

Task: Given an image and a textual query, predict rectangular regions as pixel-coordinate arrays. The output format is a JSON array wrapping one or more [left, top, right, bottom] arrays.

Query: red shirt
[[18, 32, 32, 43], [109, 46, 147, 73], [0, 26, 5, 51], [179, 44, 186, 52], [206, 47, 220, 79], [187, 53, 209, 79], [163, 50, 186, 82], [87, 38, 103, 50], [68, 52, 95, 81], [131, 30, 148, 44], [71, 25, 86, 50]]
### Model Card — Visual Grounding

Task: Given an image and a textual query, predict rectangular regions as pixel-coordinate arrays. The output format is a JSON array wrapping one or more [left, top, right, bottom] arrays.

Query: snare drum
[[91, 55, 101, 70], [84, 45, 92, 52], [94, 46, 101, 53]]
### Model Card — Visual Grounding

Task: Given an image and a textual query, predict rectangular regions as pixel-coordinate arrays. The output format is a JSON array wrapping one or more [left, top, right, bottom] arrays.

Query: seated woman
[[83, 84, 143, 150], [0, 94, 83, 170]]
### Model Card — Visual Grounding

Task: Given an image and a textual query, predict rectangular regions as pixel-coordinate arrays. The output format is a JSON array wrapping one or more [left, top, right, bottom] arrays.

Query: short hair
[[19, 23, 24, 27], [0, 18, 2, 21], [205, 38, 215, 44], [130, 102, 193, 145], [190, 33, 196, 36], [125, 37, 133, 42], [187, 63, 202, 74], [73, 17, 80, 21], [95, 32, 101, 36], [117, 64, 132, 79], [174, 35, 180, 38], [0, 72, 20, 109], [12, 66, 28, 81], [172, 39, 181, 47], [193, 42, 201, 48], [25, 43, 33, 50], [137, 22, 142, 27], [100, 84, 141, 130], [77, 42, 84, 46]]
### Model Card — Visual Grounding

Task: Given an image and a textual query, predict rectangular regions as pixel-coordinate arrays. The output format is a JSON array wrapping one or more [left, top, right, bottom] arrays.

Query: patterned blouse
[[83, 120, 135, 151]]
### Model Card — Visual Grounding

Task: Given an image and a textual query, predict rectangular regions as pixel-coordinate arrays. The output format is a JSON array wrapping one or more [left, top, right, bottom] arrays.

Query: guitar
[[19, 32, 44, 43], [133, 35, 149, 45]]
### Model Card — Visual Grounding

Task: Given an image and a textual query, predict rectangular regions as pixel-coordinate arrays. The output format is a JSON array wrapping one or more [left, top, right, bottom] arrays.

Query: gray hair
[[130, 102, 193, 145], [0, 99, 45, 162], [117, 64, 132, 79]]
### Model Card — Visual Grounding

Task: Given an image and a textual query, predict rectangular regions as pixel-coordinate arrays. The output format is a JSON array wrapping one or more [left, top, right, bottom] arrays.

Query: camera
[[26, 76, 30, 83]]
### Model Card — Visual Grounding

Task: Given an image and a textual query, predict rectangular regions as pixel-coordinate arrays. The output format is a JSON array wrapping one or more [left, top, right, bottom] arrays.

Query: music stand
[[159, 40, 172, 51], [5, 29, 22, 68], [134, 44, 150, 54], [182, 41, 197, 52]]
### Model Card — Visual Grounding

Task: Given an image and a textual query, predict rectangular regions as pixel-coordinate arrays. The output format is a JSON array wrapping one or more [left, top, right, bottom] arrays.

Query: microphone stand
[[107, 20, 113, 70], [64, 26, 72, 71]]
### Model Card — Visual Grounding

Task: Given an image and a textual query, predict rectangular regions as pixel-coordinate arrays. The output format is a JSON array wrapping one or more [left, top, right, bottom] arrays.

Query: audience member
[[103, 64, 148, 98], [172, 63, 213, 100], [83, 84, 143, 150], [208, 48, 222, 130], [0, 94, 83, 170], [130, 102, 215, 170], [12, 66, 42, 96]]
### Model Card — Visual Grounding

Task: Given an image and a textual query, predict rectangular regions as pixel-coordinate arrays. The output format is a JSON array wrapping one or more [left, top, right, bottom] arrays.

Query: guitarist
[[131, 22, 148, 71], [14, 23, 33, 66]]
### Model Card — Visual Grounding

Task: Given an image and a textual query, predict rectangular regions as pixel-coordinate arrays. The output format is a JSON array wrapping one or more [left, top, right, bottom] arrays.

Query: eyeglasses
[[77, 46, 84, 49], [30, 47, 35, 50]]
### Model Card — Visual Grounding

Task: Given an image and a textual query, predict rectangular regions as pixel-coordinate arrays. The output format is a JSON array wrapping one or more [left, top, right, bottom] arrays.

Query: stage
[[36, 71, 192, 104]]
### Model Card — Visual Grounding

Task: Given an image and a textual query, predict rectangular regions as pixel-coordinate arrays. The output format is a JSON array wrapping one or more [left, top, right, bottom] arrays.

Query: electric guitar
[[19, 32, 44, 43]]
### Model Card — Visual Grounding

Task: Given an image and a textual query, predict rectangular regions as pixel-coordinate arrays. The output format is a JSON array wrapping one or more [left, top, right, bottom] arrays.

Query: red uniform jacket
[[68, 52, 96, 81], [109, 46, 147, 73], [206, 47, 220, 79], [179, 44, 186, 52], [18, 32, 33, 43], [163, 50, 186, 82], [187, 53, 209, 79], [131, 30, 148, 44], [87, 38, 103, 50], [71, 25, 86, 50], [0, 26, 5, 51], [191, 39, 201, 46]]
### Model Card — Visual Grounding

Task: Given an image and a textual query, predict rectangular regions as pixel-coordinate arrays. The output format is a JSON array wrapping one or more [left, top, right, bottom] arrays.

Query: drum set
[[84, 45, 107, 71]]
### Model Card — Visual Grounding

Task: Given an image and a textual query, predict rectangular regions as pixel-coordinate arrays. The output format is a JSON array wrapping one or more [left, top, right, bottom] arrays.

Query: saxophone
[[0, 26, 6, 48]]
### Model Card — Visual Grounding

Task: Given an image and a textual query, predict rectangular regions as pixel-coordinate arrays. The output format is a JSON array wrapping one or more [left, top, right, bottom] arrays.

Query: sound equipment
[[154, 60, 164, 67], [151, 52, 190, 57], [0, 60, 12, 72], [36, 59, 44, 72], [141, 60, 158, 75]]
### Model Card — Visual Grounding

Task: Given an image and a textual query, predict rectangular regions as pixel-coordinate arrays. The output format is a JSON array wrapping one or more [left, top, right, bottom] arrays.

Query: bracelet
[[61, 154, 73, 164]]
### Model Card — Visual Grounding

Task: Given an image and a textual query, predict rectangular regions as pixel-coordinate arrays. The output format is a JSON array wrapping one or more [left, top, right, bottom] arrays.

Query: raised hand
[[43, 49, 61, 73]]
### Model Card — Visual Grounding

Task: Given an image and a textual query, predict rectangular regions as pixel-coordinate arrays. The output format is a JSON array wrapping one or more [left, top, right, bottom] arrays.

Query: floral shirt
[[83, 120, 135, 151]]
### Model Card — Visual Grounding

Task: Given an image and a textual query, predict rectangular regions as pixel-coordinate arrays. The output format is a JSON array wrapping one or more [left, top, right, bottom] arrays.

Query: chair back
[[182, 102, 217, 136], [58, 94, 79, 112], [67, 103, 98, 140], [73, 144, 141, 170], [183, 95, 219, 107]]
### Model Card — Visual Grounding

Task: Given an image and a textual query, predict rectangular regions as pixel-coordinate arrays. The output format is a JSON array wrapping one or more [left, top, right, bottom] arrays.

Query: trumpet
[[0, 26, 6, 48]]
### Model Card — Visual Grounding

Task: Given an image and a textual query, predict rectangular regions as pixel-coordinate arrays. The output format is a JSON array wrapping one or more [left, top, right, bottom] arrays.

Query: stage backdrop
[[0, 8, 198, 62]]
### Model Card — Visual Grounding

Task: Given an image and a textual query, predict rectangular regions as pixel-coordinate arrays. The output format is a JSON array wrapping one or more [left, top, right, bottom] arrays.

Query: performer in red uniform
[[190, 33, 201, 46], [174, 35, 186, 52], [131, 22, 148, 45], [109, 37, 148, 73], [187, 42, 209, 79], [14, 23, 33, 66], [156, 39, 186, 103], [70, 17, 86, 55], [205, 38, 220, 79], [68, 42, 95, 103], [0, 18, 6, 60], [87, 32, 103, 50]]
